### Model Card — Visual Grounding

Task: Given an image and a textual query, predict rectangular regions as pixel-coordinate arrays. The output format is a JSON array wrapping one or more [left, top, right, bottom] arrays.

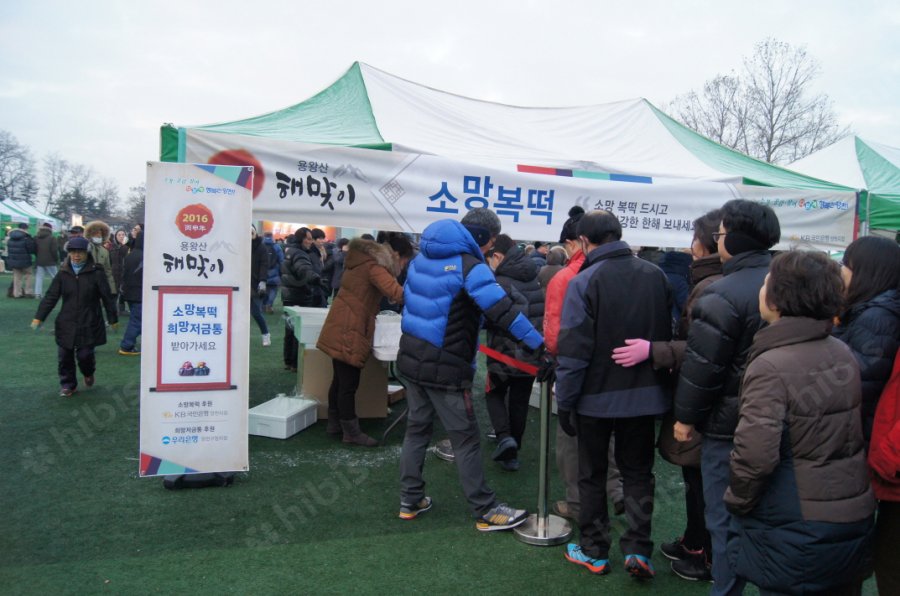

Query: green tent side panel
[[160, 124, 179, 162], [648, 102, 851, 191], [192, 62, 385, 147], [856, 138, 900, 230]]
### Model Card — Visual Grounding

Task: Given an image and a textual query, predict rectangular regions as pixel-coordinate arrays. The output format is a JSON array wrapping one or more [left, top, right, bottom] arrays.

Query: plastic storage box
[[283, 306, 330, 347], [248, 394, 318, 439]]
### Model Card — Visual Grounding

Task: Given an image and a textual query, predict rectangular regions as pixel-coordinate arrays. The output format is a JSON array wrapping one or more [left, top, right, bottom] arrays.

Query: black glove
[[557, 408, 577, 437], [536, 352, 556, 384]]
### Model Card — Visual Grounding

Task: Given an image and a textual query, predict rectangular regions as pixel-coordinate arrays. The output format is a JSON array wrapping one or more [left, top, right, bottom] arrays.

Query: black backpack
[[265, 243, 278, 271]]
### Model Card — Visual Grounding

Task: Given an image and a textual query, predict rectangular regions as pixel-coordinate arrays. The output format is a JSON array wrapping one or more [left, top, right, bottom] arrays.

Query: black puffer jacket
[[674, 250, 771, 440], [120, 234, 143, 303], [34, 255, 117, 349], [486, 245, 545, 378], [833, 288, 900, 444], [6, 229, 35, 269], [280, 237, 321, 307], [250, 236, 268, 289]]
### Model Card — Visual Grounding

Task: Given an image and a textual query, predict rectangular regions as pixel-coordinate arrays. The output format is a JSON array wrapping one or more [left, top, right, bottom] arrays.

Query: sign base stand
[[514, 513, 572, 546]]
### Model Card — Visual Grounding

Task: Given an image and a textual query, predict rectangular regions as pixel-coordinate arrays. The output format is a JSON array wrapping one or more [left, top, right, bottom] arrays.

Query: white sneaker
[[261, 333, 272, 347]]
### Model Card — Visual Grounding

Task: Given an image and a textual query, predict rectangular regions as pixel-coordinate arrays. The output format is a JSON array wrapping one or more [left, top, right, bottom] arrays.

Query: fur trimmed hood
[[345, 238, 397, 276], [84, 220, 110, 239]]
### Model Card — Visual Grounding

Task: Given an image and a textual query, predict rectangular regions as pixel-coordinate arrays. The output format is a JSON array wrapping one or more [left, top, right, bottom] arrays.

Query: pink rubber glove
[[611, 339, 650, 367]]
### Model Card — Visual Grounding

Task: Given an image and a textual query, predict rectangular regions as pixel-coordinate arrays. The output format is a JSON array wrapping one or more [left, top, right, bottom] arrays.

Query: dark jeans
[[577, 414, 656, 559], [399, 381, 496, 517], [265, 284, 278, 308], [875, 500, 900, 596], [58, 345, 96, 390], [484, 373, 534, 449], [682, 464, 712, 557], [250, 295, 268, 335], [120, 300, 142, 351], [328, 358, 362, 420], [702, 436, 747, 596]]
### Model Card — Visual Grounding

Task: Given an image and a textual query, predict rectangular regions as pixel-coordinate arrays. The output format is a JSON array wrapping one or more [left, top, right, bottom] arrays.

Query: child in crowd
[[32, 237, 118, 397]]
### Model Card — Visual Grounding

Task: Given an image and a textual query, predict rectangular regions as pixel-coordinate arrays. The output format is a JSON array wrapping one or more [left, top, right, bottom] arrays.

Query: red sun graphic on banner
[[208, 149, 264, 199], [176, 203, 214, 239]]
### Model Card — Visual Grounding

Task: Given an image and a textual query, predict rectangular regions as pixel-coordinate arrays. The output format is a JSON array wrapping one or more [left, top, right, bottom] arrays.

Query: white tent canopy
[[162, 63, 857, 249]]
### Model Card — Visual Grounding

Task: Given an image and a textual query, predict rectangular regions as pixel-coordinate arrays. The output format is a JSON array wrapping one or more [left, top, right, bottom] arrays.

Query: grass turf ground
[[0, 285, 876, 594]]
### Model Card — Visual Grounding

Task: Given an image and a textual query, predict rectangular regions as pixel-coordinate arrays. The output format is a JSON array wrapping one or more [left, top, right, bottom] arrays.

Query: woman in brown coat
[[316, 236, 411, 446]]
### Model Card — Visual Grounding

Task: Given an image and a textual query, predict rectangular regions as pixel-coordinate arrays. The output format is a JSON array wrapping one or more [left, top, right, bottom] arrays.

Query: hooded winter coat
[[34, 227, 59, 267], [5, 228, 35, 269], [724, 317, 875, 595], [486, 244, 545, 378], [397, 219, 543, 390], [316, 239, 404, 368], [84, 220, 116, 294], [34, 253, 118, 349], [833, 288, 900, 444]]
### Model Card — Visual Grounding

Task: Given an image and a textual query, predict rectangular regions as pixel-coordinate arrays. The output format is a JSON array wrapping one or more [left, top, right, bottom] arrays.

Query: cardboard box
[[388, 384, 405, 404], [299, 349, 390, 419], [248, 395, 318, 439]]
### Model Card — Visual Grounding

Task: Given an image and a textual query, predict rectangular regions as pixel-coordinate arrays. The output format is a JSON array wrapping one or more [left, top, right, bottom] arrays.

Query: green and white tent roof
[[164, 62, 848, 193], [0, 199, 31, 223], [790, 136, 900, 230]]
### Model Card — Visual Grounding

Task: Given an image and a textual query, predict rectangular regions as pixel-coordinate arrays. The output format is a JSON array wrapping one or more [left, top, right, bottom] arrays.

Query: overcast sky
[[1, 0, 897, 200]]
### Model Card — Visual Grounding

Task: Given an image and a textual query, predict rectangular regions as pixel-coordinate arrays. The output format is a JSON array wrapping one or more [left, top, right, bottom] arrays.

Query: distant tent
[[0, 200, 31, 225], [3, 199, 65, 231], [790, 136, 900, 231]]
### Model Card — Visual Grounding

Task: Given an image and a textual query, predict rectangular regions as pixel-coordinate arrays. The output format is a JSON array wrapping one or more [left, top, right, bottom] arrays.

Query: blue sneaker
[[565, 543, 610, 575], [624, 554, 655, 579]]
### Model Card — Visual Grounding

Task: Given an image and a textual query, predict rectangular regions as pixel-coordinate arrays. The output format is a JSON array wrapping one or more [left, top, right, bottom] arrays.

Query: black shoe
[[491, 436, 517, 461], [660, 536, 691, 561], [613, 500, 625, 516], [486, 427, 497, 441], [671, 551, 712, 582]]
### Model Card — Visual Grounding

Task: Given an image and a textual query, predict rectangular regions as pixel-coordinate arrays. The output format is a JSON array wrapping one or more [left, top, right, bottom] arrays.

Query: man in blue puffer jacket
[[397, 208, 544, 532]]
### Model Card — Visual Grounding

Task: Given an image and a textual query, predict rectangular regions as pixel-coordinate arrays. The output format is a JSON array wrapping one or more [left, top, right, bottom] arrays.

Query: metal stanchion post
[[514, 380, 572, 546]]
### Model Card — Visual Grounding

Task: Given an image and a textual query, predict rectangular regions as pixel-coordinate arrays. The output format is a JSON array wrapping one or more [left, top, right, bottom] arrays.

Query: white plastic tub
[[248, 394, 318, 439]]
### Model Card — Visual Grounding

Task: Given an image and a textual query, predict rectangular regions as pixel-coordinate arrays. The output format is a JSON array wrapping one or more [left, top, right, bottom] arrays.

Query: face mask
[[92, 237, 102, 244]]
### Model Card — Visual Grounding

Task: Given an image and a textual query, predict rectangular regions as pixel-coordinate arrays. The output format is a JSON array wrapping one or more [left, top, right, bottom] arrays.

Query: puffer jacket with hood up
[[398, 219, 543, 390]]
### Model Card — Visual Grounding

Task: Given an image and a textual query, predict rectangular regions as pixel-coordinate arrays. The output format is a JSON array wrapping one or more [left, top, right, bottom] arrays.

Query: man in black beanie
[[672, 199, 780, 595]]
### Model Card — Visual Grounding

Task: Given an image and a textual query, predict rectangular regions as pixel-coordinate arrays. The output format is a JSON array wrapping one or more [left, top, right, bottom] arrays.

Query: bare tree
[[0, 130, 39, 203], [125, 184, 146, 223], [41, 153, 70, 213], [668, 39, 848, 164], [94, 177, 121, 218]]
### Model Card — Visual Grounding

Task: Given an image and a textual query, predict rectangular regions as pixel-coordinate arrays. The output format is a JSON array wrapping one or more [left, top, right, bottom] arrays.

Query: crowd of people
[[11, 201, 900, 594]]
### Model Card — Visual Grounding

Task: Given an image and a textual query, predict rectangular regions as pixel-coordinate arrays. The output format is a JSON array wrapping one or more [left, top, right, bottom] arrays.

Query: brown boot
[[326, 408, 342, 439], [340, 418, 378, 447]]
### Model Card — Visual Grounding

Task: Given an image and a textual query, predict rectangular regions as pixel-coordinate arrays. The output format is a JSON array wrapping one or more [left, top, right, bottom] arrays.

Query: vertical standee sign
[[139, 162, 253, 476]]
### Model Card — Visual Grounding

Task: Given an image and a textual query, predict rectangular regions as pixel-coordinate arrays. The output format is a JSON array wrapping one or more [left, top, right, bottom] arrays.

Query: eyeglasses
[[712, 232, 727, 242]]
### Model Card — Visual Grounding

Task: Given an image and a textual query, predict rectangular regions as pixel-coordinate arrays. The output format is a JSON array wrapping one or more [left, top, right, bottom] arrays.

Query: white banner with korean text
[[139, 162, 252, 477], [183, 130, 857, 251]]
